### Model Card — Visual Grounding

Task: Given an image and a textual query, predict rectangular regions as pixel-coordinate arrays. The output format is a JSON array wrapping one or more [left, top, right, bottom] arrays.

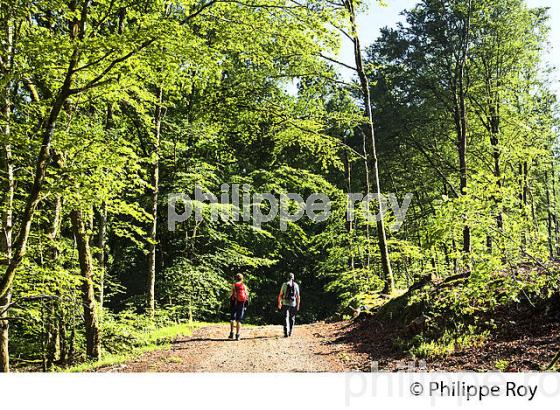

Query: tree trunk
[[360, 130, 371, 269], [523, 162, 528, 207], [345, 0, 394, 293], [519, 162, 528, 249], [70, 209, 100, 360], [0, 294, 9, 373], [489, 103, 504, 236], [343, 144, 355, 269], [45, 299, 59, 369], [552, 165, 560, 257], [57, 305, 67, 364], [46, 196, 62, 368], [96, 204, 107, 310], [0, 12, 15, 372], [0, 147, 12, 373], [147, 87, 163, 318], [546, 171, 554, 259], [458, 108, 470, 256], [456, 0, 473, 257], [483, 104, 502, 253]]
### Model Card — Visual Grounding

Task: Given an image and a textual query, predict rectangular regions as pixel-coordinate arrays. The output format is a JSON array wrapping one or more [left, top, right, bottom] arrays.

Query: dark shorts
[[230, 301, 246, 322]]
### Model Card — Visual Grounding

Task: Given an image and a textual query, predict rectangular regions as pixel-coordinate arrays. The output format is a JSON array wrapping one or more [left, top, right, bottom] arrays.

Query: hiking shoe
[[235, 334, 240, 341], [228, 332, 234, 339]]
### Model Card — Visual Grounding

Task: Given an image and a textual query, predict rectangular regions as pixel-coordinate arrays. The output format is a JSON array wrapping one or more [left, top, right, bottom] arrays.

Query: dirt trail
[[95, 315, 560, 373], [100, 323, 366, 372]]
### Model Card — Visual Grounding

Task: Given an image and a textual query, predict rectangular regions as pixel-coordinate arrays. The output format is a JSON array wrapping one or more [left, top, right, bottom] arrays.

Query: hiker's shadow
[[243, 335, 278, 340], [171, 335, 279, 345], [171, 337, 225, 343]]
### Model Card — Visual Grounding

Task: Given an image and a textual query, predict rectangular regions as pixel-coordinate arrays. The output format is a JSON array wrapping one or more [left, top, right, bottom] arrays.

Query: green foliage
[[66, 315, 208, 372], [392, 264, 560, 359], [409, 330, 489, 359], [1, 0, 559, 372], [159, 258, 230, 322], [99, 308, 190, 354], [495, 359, 510, 372]]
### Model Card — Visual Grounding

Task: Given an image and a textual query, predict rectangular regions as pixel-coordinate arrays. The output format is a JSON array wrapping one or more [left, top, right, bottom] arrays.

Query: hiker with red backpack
[[277, 273, 300, 337], [229, 273, 249, 341]]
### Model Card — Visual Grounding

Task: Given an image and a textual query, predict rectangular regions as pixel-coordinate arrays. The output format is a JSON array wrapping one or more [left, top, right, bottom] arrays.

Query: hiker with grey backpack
[[277, 273, 300, 337]]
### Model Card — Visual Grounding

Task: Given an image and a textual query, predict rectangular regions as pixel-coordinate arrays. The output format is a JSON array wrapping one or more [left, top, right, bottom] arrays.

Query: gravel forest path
[[99, 323, 365, 373]]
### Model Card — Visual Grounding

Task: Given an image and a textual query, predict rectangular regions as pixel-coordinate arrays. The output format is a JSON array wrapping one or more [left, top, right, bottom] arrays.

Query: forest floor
[[327, 309, 560, 372], [96, 322, 367, 372]]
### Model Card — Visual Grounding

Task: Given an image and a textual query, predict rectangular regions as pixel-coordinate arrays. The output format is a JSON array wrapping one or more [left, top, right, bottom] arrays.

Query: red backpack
[[234, 282, 248, 303]]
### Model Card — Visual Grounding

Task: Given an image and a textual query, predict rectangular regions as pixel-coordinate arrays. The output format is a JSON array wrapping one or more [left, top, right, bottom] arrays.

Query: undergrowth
[[60, 309, 214, 372], [372, 263, 560, 360]]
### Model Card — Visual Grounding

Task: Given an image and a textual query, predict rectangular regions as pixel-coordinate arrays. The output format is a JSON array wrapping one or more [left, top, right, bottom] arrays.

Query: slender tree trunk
[[49, 196, 62, 244], [45, 196, 62, 368], [0, 169, 12, 373], [441, 183, 452, 275], [457, 105, 469, 252], [0, 294, 9, 373], [523, 162, 528, 207], [0, 12, 15, 372], [147, 87, 163, 318], [552, 164, 560, 257], [519, 162, 528, 249], [70, 209, 100, 360], [443, 243, 451, 273], [530, 170, 538, 237], [452, 238, 459, 273], [454, 0, 473, 258], [343, 145, 355, 269], [346, 0, 393, 293], [96, 204, 107, 310], [67, 314, 75, 362], [57, 302, 67, 364], [491, 115, 503, 224], [483, 108, 501, 253], [458, 85, 470, 257], [546, 171, 554, 259], [360, 130, 371, 269], [45, 302, 58, 369]]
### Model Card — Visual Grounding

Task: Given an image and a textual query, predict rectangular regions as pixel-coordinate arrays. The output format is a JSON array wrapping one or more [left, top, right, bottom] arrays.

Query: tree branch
[[319, 53, 357, 72], [68, 39, 155, 94]]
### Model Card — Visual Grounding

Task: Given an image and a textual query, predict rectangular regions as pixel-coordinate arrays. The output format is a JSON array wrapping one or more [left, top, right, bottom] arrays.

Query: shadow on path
[[172, 335, 280, 344]]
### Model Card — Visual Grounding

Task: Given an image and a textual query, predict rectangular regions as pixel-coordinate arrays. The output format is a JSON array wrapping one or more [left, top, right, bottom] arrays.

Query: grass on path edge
[[63, 322, 217, 373]]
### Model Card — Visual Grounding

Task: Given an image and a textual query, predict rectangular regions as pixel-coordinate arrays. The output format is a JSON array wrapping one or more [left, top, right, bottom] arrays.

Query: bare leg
[[236, 321, 241, 334], [228, 321, 235, 339]]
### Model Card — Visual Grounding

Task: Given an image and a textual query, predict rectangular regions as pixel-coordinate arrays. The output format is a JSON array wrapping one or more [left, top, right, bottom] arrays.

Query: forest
[[0, 0, 559, 373]]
